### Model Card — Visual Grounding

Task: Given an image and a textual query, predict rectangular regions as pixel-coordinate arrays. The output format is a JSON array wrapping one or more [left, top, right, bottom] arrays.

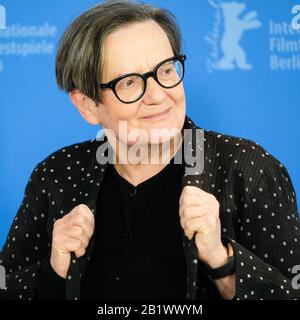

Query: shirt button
[[129, 188, 137, 197], [114, 275, 123, 283], [125, 232, 133, 240]]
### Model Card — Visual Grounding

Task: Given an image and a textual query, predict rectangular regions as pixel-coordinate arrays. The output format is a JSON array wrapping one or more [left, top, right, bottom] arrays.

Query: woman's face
[[95, 20, 186, 145]]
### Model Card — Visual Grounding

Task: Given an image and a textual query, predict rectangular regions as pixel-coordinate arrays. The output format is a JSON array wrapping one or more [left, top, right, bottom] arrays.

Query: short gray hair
[[55, 0, 183, 104]]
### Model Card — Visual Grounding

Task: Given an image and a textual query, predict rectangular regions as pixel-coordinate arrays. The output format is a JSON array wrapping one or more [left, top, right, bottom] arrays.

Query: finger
[[182, 216, 204, 240], [185, 231, 195, 241], [179, 188, 201, 204], [179, 204, 210, 220], [180, 185, 207, 199], [183, 215, 220, 239], [180, 202, 220, 223], [67, 204, 94, 224], [74, 246, 86, 258], [181, 186, 216, 199], [64, 205, 95, 232], [182, 215, 216, 240], [179, 195, 205, 208], [63, 225, 91, 248], [76, 204, 95, 227], [61, 215, 94, 241], [67, 219, 94, 240], [52, 233, 86, 257], [179, 191, 215, 208]]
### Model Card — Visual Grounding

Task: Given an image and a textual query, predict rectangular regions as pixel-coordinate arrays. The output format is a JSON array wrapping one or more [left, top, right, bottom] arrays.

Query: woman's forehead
[[102, 20, 174, 79]]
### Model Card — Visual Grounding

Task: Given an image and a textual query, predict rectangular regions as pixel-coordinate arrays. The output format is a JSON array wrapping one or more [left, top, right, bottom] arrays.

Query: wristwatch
[[203, 255, 236, 279]]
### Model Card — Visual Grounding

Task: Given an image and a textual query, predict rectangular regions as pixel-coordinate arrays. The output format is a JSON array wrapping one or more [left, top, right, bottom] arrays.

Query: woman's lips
[[140, 107, 171, 121]]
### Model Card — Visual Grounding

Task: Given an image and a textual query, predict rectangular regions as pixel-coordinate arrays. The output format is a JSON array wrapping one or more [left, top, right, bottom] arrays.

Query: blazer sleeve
[[229, 159, 300, 299], [0, 163, 50, 300]]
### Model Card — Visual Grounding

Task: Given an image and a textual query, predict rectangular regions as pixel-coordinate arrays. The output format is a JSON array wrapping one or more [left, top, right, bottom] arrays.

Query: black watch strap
[[202, 255, 236, 279]]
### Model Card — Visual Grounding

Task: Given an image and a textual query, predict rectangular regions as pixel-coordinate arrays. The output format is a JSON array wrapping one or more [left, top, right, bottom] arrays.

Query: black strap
[[201, 255, 236, 280], [65, 252, 81, 300]]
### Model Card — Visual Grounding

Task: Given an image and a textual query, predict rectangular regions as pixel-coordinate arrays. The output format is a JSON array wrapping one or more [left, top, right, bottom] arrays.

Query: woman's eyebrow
[[108, 67, 142, 79], [109, 57, 172, 80]]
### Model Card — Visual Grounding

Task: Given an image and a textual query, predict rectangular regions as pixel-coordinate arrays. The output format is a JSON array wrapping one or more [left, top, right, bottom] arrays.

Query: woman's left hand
[[179, 186, 228, 268]]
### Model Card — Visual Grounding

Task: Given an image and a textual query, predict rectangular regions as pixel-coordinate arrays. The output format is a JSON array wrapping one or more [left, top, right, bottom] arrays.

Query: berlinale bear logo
[[216, 1, 261, 70], [206, 1, 261, 71]]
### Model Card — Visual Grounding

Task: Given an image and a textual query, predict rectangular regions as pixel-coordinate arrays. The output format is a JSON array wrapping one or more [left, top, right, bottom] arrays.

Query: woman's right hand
[[50, 204, 95, 279]]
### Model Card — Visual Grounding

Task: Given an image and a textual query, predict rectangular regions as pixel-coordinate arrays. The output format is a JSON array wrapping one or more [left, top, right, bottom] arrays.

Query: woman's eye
[[161, 67, 174, 76], [123, 79, 133, 87], [120, 78, 135, 89], [125, 79, 134, 87]]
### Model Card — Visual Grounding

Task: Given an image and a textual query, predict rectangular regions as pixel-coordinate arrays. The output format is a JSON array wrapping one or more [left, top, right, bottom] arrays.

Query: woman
[[0, 0, 299, 300]]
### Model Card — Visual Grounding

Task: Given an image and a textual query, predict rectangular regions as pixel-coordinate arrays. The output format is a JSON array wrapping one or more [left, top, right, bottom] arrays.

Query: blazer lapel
[[65, 136, 109, 300], [181, 116, 205, 300], [65, 116, 206, 300]]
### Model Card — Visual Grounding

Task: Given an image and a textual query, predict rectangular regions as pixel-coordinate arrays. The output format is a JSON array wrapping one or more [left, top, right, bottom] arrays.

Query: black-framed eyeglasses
[[99, 54, 186, 104]]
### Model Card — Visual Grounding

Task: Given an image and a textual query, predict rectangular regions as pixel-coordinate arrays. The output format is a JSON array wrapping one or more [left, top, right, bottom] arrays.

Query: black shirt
[[82, 158, 186, 299], [36, 152, 186, 300]]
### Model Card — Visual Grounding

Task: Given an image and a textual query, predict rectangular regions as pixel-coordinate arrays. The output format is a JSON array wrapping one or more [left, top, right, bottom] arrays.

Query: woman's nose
[[142, 77, 167, 105]]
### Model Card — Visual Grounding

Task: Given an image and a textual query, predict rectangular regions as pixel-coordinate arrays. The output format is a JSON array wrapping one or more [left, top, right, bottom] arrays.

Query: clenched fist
[[179, 186, 228, 269], [50, 204, 95, 279]]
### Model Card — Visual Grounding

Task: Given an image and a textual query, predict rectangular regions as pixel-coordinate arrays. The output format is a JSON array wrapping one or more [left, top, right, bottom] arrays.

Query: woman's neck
[[111, 133, 183, 186]]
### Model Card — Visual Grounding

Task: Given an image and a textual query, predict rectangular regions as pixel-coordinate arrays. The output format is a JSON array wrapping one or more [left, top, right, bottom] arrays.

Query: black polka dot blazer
[[0, 116, 299, 300]]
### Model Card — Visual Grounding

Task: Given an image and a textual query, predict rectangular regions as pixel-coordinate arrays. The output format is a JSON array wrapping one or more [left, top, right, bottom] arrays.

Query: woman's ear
[[69, 90, 100, 125]]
